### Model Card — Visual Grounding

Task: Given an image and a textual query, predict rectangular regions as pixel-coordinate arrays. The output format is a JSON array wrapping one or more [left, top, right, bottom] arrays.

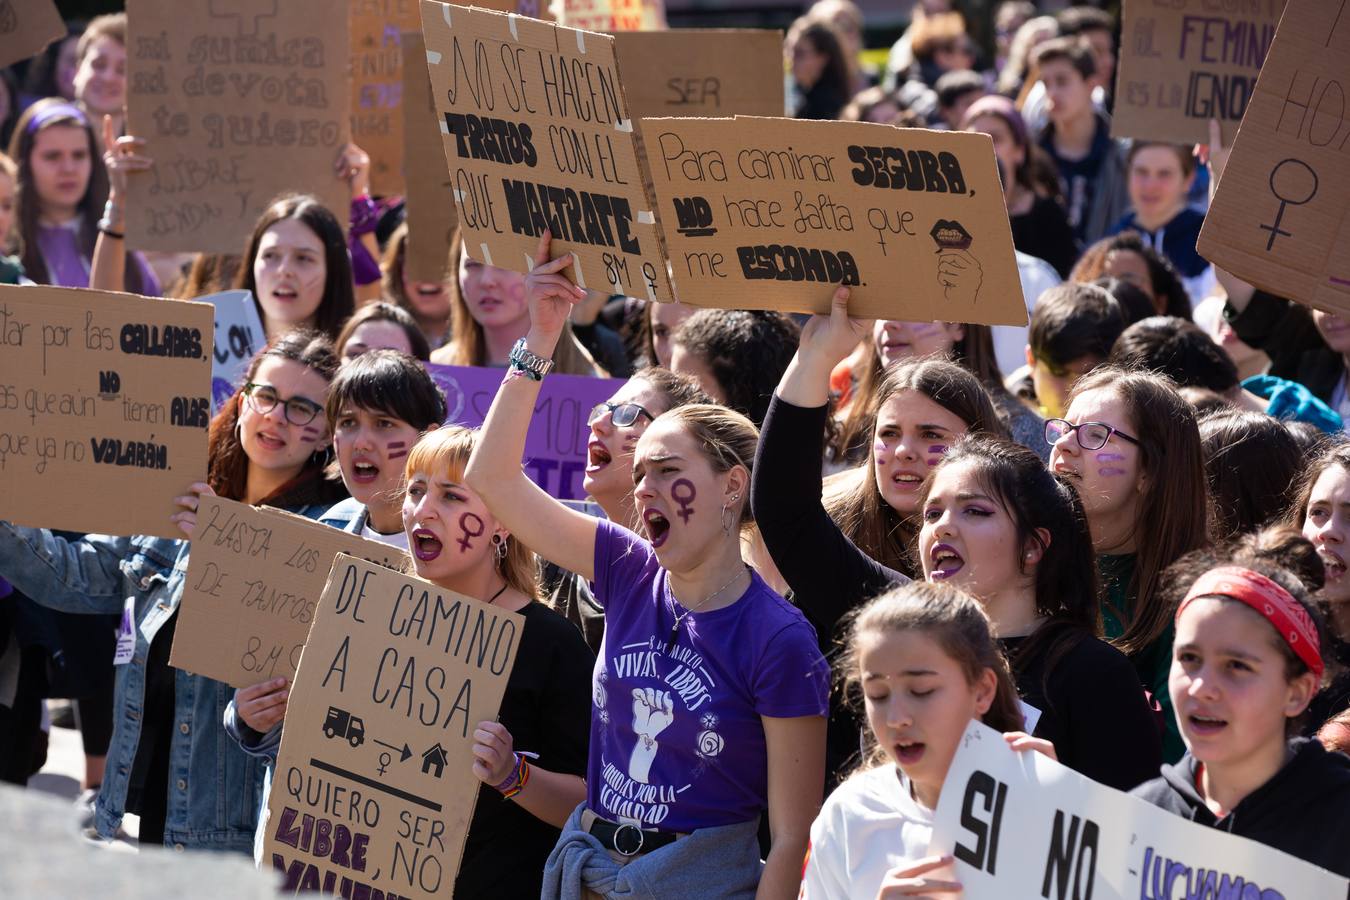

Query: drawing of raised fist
[[628, 688, 675, 783], [937, 250, 983, 307]]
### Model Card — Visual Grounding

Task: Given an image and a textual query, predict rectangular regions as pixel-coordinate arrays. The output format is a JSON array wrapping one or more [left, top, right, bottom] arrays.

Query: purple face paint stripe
[[1096, 452, 1125, 462], [1099, 467, 1127, 476]]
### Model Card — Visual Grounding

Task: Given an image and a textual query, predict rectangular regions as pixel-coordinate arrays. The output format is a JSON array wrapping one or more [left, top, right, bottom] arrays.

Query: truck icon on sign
[[322, 706, 365, 748]]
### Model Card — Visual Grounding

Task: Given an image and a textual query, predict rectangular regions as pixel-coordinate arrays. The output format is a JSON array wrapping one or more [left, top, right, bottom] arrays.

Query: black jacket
[[1131, 739, 1350, 880], [1226, 291, 1345, 404]]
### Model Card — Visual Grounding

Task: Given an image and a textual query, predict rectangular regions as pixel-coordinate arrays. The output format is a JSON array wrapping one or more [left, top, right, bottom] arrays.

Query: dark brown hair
[[1199, 409, 1304, 542], [671, 309, 801, 427], [234, 193, 355, 343], [335, 301, 431, 362], [842, 581, 1025, 770], [826, 358, 1008, 575], [8, 99, 144, 293], [1033, 36, 1096, 80], [380, 221, 451, 340], [1066, 367, 1209, 658], [207, 330, 345, 507], [1286, 444, 1350, 534], [1071, 232, 1191, 321]]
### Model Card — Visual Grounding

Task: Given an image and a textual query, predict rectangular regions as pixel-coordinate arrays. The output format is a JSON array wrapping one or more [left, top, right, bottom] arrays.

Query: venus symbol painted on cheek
[[670, 478, 696, 524], [386, 440, 408, 460], [457, 512, 484, 552], [1096, 452, 1126, 476]]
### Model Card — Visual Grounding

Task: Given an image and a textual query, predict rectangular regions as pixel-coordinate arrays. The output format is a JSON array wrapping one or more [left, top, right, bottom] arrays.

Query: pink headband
[[26, 103, 88, 134], [1177, 566, 1323, 679]]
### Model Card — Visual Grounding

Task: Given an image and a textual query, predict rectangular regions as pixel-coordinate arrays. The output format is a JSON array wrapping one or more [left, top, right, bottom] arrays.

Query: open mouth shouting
[[1185, 711, 1228, 737], [270, 284, 299, 304], [587, 440, 612, 472], [254, 430, 287, 452], [929, 543, 964, 580], [1319, 548, 1346, 581], [892, 469, 925, 491], [411, 528, 443, 562], [894, 738, 926, 765], [350, 454, 380, 485], [643, 508, 671, 548]]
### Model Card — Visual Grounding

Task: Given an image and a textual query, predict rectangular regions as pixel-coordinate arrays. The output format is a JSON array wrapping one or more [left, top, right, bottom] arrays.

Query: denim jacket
[[0, 506, 328, 853]]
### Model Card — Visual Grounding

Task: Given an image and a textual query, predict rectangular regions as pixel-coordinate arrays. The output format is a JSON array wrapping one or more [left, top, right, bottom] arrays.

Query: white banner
[[930, 721, 1347, 900], [204, 290, 265, 414]]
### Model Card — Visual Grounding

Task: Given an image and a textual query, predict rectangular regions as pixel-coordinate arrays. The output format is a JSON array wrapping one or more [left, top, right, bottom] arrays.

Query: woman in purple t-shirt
[[466, 234, 830, 900]]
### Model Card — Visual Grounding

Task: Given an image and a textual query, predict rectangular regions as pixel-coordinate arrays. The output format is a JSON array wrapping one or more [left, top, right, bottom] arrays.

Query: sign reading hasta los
[[0, 284, 212, 539], [419, 1, 674, 302], [644, 116, 1025, 323], [170, 496, 409, 688], [930, 722, 1348, 899], [1197, 0, 1350, 315], [1113, 0, 1285, 144], [124, 0, 351, 252], [263, 555, 521, 899], [0, 0, 64, 70]]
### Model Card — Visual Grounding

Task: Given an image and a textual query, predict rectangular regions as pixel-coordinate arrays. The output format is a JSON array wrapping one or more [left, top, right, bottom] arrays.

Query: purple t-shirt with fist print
[[587, 520, 829, 833]]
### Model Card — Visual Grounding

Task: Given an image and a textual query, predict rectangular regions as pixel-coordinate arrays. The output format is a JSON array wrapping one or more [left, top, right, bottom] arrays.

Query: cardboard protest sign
[[1113, 0, 1283, 143], [124, 0, 351, 253], [1196, 0, 1350, 315], [426, 363, 623, 499], [402, 30, 459, 283], [612, 30, 786, 121], [420, 2, 675, 302], [204, 290, 265, 414], [263, 555, 521, 898], [170, 497, 408, 688], [352, 0, 422, 196], [558, 0, 666, 32], [0, 284, 212, 539], [0, 0, 64, 70], [644, 116, 1025, 323], [930, 721, 1348, 899]]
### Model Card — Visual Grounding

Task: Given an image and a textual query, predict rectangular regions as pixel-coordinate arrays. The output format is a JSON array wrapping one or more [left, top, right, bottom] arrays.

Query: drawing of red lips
[[930, 220, 973, 251]]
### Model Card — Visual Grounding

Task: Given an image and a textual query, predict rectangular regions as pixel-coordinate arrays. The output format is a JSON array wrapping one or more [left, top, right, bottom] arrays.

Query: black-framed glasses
[[588, 401, 655, 428], [242, 382, 324, 426], [1044, 418, 1141, 450]]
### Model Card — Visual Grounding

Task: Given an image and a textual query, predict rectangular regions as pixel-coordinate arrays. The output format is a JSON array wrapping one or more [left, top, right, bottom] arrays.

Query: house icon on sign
[[421, 743, 448, 778]]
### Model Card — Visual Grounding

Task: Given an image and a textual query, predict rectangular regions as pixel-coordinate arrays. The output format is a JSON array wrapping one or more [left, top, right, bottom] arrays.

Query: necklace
[[665, 566, 746, 653], [485, 582, 508, 605]]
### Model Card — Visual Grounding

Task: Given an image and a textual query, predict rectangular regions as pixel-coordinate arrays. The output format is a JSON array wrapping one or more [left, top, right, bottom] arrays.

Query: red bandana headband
[[1177, 566, 1323, 679]]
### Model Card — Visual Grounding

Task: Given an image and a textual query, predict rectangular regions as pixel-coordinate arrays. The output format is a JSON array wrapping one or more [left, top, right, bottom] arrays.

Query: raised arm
[[0, 523, 132, 615], [752, 288, 902, 638], [89, 116, 152, 294], [464, 233, 599, 580]]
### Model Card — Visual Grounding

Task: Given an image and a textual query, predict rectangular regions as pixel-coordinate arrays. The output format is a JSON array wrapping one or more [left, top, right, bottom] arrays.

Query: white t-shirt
[[360, 520, 409, 551], [799, 765, 935, 900]]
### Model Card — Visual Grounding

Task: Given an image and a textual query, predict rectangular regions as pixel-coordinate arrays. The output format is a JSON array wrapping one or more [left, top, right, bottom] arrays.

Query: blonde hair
[[404, 426, 539, 599], [660, 403, 759, 527], [440, 230, 606, 376]]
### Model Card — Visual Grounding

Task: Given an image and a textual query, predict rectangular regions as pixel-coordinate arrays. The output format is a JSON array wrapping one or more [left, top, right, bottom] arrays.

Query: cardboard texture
[[124, 0, 352, 253], [170, 497, 409, 688], [352, 0, 423, 197], [420, 2, 675, 302], [612, 30, 786, 121], [426, 364, 624, 499], [401, 30, 459, 283], [644, 116, 1025, 323], [0, 284, 212, 539], [558, 0, 666, 31], [1113, 0, 1283, 143], [0, 0, 64, 70], [1196, 0, 1350, 315], [263, 555, 521, 898], [204, 290, 266, 414]]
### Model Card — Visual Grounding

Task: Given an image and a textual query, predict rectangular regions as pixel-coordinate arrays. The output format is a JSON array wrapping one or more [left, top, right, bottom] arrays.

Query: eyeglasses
[[588, 401, 655, 428], [1045, 418, 1142, 450], [242, 382, 324, 426]]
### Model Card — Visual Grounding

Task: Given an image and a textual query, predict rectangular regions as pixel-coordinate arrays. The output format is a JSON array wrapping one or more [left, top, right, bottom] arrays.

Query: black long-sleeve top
[[753, 394, 1163, 793], [1225, 290, 1343, 403]]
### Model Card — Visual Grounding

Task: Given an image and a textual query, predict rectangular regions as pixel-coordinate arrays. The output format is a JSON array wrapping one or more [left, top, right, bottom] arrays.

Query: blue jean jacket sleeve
[[0, 522, 131, 615], [223, 696, 282, 760]]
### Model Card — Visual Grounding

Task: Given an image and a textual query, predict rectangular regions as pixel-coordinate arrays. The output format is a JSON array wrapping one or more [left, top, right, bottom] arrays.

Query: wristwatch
[[508, 338, 555, 380]]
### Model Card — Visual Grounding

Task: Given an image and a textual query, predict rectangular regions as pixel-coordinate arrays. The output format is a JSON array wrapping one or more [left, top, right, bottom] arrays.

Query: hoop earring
[[234, 417, 243, 444], [493, 533, 508, 562], [720, 503, 733, 535]]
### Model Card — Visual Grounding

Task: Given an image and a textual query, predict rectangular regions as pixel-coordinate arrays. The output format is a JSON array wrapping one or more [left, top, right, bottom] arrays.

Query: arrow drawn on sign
[[374, 739, 412, 762]]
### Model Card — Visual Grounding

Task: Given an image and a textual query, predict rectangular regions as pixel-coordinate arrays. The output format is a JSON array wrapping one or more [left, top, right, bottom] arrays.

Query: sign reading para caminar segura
[[644, 116, 1025, 323], [420, 2, 674, 302]]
